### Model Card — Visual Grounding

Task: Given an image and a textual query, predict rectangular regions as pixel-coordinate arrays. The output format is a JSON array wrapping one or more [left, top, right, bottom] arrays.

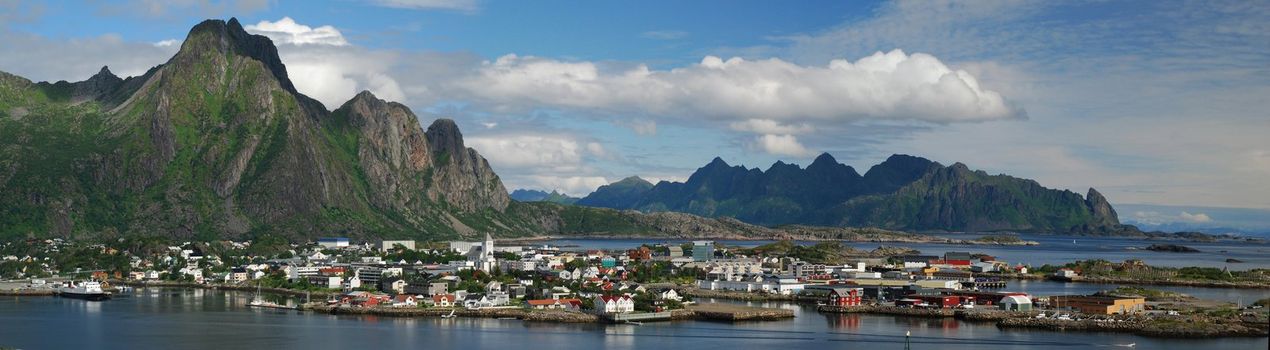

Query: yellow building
[[1051, 296, 1146, 315]]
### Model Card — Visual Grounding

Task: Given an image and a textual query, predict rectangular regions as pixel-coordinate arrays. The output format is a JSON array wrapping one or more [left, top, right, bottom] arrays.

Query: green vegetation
[[741, 240, 862, 264]]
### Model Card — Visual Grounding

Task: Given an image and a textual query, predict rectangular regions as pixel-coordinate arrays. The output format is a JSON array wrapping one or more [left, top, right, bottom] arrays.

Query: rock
[[1144, 244, 1201, 253]]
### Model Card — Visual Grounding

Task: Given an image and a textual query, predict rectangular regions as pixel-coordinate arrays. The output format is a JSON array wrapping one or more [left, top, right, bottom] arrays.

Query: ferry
[[57, 281, 112, 301]]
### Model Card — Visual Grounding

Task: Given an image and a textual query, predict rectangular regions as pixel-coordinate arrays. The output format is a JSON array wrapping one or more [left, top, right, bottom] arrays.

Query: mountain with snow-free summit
[[577, 153, 1128, 234]]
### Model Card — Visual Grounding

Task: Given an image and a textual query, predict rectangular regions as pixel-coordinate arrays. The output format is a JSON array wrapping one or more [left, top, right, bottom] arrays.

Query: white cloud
[[467, 134, 585, 171], [586, 142, 607, 158], [245, 17, 349, 46], [98, 0, 271, 18], [729, 119, 813, 135], [458, 50, 1021, 124], [754, 134, 816, 157], [1178, 211, 1213, 223], [1131, 211, 1214, 225], [153, 39, 181, 47], [0, 31, 178, 81], [624, 119, 657, 136], [368, 0, 479, 12], [480, 122, 498, 129]]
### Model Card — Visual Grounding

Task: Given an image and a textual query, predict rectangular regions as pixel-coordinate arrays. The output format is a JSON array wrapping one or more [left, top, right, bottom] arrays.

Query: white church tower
[[479, 232, 497, 272]]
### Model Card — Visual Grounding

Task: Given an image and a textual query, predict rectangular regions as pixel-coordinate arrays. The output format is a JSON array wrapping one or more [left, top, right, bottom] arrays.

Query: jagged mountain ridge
[[578, 153, 1124, 233], [0, 18, 515, 240], [509, 189, 579, 204]]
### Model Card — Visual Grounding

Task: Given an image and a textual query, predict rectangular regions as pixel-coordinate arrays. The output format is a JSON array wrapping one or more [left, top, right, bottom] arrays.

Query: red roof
[[432, 294, 456, 303]]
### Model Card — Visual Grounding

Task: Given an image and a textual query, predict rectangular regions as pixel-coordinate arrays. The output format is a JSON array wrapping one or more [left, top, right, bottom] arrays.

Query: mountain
[[574, 176, 653, 209], [509, 189, 579, 205], [577, 153, 1127, 233], [5, 18, 903, 243]]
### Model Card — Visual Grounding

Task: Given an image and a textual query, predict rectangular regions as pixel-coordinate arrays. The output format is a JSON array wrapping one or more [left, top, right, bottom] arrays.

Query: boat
[[441, 309, 457, 318], [57, 281, 112, 301], [247, 284, 293, 309]]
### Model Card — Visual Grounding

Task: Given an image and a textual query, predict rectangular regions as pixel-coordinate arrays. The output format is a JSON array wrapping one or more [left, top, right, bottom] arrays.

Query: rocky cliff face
[[424, 119, 509, 212], [1085, 188, 1119, 226]]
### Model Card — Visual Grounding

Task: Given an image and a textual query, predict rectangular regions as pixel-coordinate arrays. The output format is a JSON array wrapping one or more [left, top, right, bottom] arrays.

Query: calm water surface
[[535, 235, 1270, 269], [1, 288, 1265, 349]]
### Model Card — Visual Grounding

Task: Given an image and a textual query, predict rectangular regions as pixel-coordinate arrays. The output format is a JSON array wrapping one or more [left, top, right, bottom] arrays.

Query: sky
[[1, 0, 1268, 229]]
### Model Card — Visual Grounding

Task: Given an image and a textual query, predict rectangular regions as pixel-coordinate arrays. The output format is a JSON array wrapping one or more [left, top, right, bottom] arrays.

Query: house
[[227, 267, 249, 283], [594, 295, 635, 315], [432, 294, 457, 307], [392, 295, 418, 308], [129, 271, 146, 281], [826, 287, 863, 307], [307, 275, 343, 289], [526, 298, 582, 311], [901, 255, 938, 268], [1053, 268, 1079, 279], [943, 252, 973, 266], [656, 288, 682, 301], [381, 278, 408, 294]]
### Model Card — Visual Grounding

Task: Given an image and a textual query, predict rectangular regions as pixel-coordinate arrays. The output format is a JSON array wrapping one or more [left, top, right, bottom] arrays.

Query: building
[[526, 298, 582, 311], [594, 295, 635, 314], [379, 240, 416, 251], [306, 275, 342, 289], [999, 295, 1033, 311], [392, 295, 417, 307], [1051, 296, 1145, 315], [432, 294, 457, 307], [428, 282, 450, 296], [696, 275, 805, 295], [788, 261, 828, 277], [827, 287, 864, 307], [692, 241, 714, 262], [317, 237, 350, 249]]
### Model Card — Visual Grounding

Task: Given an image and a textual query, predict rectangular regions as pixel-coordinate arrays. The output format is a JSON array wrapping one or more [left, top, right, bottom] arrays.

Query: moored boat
[[58, 281, 112, 301]]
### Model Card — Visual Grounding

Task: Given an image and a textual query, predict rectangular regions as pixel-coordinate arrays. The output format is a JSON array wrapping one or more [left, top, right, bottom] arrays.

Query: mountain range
[[509, 189, 579, 205], [1, 18, 1143, 242], [0, 18, 826, 242], [576, 153, 1125, 234]]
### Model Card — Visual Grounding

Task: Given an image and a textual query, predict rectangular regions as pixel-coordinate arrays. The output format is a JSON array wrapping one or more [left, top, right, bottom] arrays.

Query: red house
[[827, 287, 863, 307]]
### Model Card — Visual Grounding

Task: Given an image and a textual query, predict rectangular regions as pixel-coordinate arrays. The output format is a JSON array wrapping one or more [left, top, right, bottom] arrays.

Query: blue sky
[[1, 0, 1268, 230]]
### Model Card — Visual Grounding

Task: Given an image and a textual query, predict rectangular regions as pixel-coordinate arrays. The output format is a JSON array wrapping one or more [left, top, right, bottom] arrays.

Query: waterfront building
[[1051, 296, 1145, 315], [827, 287, 864, 307], [594, 295, 635, 314], [1000, 295, 1033, 311]]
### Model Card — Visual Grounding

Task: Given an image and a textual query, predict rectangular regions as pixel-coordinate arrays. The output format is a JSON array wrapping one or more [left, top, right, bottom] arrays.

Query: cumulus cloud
[[368, 0, 479, 12], [467, 134, 586, 171], [457, 50, 1022, 124], [1178, 211, 1213, 223], [245, 17, 349, 46], [754, 134, 816, 157], [0, 31, 177, 82], [1131, 211, 1214, 225]]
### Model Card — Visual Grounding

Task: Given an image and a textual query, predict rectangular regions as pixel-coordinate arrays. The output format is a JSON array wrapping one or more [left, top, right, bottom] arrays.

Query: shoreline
[[975, 272, 1270, 289], [499, 235, 1041, 247]]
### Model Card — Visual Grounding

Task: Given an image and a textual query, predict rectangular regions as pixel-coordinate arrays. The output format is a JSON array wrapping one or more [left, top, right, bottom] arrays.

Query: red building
[[827, 287, 863, 307], [905, 295, 961, 308]]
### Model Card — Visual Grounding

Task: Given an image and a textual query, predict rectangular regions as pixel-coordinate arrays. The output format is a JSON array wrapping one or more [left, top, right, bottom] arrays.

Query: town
[[1, 235, 1267, 335]]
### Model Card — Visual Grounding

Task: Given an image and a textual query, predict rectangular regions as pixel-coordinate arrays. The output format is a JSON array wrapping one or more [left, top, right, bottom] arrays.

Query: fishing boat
[[57, 281, 112, 301]]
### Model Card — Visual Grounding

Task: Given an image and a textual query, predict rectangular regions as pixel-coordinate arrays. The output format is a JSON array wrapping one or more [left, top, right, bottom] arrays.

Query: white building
[[379, 240, 416, 251], [594, 295, 635, 314]]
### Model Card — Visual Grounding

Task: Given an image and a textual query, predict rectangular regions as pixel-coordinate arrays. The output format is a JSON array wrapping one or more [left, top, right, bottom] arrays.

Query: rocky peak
[[179, 18, 297, 93], [1085, 187, 1120, 225], [425, 118, 465, 159], [809, 152, 838, 167]]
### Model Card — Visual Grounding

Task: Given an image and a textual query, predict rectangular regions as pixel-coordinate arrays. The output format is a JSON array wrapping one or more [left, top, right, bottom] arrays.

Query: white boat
[[440, 309, 457, 318], [58, 281, 111, 301], [247, 284, 292, 309]]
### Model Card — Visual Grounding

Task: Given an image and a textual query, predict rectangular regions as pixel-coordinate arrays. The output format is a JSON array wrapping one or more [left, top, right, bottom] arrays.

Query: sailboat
[[441, 309, 457, 319], [248, 284, 292, 309]]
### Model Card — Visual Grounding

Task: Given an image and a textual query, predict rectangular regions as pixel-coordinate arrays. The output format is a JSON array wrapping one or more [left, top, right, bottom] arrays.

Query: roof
[[1001, 295, 1032, 304]]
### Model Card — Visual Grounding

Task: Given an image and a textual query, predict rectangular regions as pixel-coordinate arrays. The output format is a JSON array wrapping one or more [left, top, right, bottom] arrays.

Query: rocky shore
[[818, 305, 954, 318], [997, 315, 1269, 338], [687, 303, 795, 321], [307, 304, 601, 323]]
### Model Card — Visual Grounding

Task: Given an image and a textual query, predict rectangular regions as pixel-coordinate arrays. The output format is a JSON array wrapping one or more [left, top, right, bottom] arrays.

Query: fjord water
[[1, 289, 1265, 349], [538, 234, 1270, 269]]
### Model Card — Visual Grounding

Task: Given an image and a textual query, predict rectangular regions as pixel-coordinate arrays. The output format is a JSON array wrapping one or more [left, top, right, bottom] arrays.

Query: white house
[[594, 295, 635, 314], [657, 288, 682, 301]]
